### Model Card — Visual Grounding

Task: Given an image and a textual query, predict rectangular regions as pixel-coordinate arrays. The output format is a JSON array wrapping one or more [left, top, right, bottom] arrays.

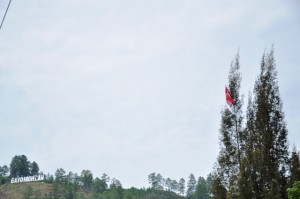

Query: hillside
[[0, 182, 52, 199], [0, 181, 185, 199]]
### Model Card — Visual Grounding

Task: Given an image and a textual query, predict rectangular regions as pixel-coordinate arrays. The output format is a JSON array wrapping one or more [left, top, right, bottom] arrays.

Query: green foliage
[[147, 172, 163, 190], [55, 168, 66, 182], [186, 173, 196, 198], [10, 155, 30, 177], [0, 165, 9, 177], [23, 185, 33, 199], [252, 47, 288, 198], [178, 178, 185, 196], [93, 177, 108, 194], [211, 176, 227, 199], [29, 162, 39, 176], [214, 47, 290, 198], [81, 170, 93, 192], [215, 52, 243, 198], [287, 181, 300, 199], [0, 166, 10, 185], [289, 147, 300, 187], [194, 176, 209, 199]]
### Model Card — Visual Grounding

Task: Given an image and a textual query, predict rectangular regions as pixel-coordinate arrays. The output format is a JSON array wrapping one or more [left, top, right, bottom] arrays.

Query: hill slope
[[0, 182, 52, 199], [0, 182, 185, 199]]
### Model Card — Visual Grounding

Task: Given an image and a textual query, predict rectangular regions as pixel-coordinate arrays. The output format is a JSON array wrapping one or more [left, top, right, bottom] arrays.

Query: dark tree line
[[213, 47, 300, 199]]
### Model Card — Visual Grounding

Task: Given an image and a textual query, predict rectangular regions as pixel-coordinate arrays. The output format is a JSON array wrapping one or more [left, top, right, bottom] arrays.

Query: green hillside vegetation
[[0, 182, 52, 199], [0, 181, 186, 199], [1, 155, 211, 199]]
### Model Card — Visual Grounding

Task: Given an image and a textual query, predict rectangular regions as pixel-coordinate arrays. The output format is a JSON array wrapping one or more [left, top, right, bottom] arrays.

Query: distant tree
[[81, 169, 93, 192], [93, 177, 108, 194], [178, 178, 185, 196], [0, 165, 9, 177], [29, 161, 39, 175], [110, 178, 122, 189], [45, 173, 54, 183], [10, 155, 30, 177], [289, 146, 300, 187], [55, 168, 66, 182], [110, 177, 123, 198], [165, 178, 172, 191], [101, 173, 110, 185], [0, 165, 10, 185], [186, 174, 196, 198], [148, 172, 163, 190], [195, 176, 209, 199], [156, 173, 164, 190], [74, 173, 81, 191], [206, 173, 213, 197], [170, 179, 178, 193], [148, 173, 156, 188]]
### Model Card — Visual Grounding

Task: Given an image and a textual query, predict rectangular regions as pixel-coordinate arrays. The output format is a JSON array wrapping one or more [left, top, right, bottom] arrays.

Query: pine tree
[[253, 47, 289, 199], [216, 52, 243, 198], [187, 173, 196, 198], [289, 146, 300, 187], [194, 176, 209, 199]]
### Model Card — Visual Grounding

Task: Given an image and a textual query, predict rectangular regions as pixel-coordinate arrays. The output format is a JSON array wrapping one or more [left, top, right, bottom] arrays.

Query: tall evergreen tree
[[253, 47, 289, 199], [215, 52, 243, 198]]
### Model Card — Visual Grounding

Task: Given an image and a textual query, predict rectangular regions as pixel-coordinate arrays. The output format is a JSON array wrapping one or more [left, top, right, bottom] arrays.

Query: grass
[[0, 182, 52, 199]]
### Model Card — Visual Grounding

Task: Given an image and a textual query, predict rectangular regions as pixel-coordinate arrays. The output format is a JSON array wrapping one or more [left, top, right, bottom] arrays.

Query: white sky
[[0, 0, 300, 188]]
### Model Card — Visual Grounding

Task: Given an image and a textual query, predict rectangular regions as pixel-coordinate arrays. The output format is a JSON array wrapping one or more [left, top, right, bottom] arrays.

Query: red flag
[[225, 86, 234, 106]]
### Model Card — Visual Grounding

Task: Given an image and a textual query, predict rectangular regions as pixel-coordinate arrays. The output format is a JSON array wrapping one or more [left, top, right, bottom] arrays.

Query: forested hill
[[0, 155, 211, 199], [0, 182, 185, 199]]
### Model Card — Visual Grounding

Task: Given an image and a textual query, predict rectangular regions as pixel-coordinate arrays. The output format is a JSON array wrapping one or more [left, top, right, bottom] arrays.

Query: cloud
[[0, 0, 300, 188]]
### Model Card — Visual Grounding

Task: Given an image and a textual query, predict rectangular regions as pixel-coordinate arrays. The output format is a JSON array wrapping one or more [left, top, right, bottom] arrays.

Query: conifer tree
[[186, 173, 197, 198], [215, 52, 243, 198], [253, 47, 289, 199], [289, 146, 300, 187]]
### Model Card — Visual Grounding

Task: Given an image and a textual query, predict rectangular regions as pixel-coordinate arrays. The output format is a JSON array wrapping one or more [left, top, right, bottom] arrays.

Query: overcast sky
[[0, 0, 299, 188]]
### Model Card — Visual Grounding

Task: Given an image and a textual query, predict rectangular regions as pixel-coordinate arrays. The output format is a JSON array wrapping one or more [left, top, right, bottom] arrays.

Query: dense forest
[[1, 47, 300, 199]]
